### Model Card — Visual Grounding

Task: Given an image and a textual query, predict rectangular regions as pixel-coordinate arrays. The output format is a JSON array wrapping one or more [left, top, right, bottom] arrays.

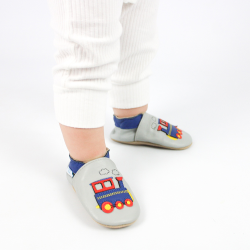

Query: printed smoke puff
[[112, 169, 120, 175], [99, 168, 109, 175]]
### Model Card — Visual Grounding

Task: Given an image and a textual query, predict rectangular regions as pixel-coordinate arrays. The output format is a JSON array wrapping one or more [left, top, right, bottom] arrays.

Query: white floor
[[0, 1, 249, 250]]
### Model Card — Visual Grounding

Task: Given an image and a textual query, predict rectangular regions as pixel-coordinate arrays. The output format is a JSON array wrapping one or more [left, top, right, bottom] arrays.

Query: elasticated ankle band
[[68, 149, 110, 177], [113, 114, 143, 129]]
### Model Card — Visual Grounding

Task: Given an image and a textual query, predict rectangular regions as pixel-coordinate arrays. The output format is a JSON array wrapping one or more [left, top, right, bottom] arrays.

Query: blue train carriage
[[157, 119, 183, 140], [90, 177, 134, 213]]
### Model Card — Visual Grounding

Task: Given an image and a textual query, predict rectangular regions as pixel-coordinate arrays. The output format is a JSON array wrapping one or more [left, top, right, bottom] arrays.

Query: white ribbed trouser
[[48, 0, 159, 128]]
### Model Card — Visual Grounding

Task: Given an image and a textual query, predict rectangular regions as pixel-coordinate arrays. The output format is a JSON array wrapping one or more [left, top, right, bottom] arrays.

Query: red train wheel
[[176, 134, 182, 139], [102, 202, 114, 213], [115, 201, 124, 210], [125, 199, 133, 207]]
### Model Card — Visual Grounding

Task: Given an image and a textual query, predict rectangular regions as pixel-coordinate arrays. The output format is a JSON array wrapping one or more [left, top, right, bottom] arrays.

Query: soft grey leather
[[135, 113, 192, 149], [110, 128, 137, 142], [111, 112, 192, 149], [67, 158, 140, 227]]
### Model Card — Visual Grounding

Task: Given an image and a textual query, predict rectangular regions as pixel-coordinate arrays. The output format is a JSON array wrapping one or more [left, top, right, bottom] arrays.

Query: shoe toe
[[71, 158, 140, 228], [92, 200, 140, 228], [179, 130, 192, 148]]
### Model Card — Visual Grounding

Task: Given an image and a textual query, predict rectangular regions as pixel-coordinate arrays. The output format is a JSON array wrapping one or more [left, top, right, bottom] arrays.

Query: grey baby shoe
[[111, 112, 192, 150], [66, 150, 140, 228]]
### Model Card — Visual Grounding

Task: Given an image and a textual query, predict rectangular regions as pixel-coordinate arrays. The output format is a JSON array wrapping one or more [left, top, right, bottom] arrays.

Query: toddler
[[48, 0, 192, 228]]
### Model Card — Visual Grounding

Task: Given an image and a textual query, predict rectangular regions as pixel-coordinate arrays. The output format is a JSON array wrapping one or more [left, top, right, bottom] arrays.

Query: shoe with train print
[[66, 154, 140, 228], [111, 112, 192, 150]]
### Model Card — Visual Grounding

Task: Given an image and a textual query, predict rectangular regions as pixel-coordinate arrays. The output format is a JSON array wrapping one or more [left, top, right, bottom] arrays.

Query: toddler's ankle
[[68, 148, 110, 178], [70, 146, 107, 163], [113, 104, 148, 118]]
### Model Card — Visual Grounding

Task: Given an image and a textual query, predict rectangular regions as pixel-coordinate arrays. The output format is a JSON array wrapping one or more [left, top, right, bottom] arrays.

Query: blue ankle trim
[[113, 114, 143, 129], [68, 149, 110, 177]]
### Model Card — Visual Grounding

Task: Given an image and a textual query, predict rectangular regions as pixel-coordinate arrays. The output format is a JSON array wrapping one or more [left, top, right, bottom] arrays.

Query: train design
[[157, 119, 182, 140], [90, 176, 134, 213]]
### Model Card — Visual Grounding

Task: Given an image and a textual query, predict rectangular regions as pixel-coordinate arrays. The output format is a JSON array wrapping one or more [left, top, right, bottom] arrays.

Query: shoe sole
[[97, 220, 136, 229], [111, 138, 192, 150], [71, 185, 136, 229]]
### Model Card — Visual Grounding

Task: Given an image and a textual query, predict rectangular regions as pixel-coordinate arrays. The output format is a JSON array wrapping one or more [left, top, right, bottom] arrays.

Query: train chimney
[[116, 177, 124, 188]]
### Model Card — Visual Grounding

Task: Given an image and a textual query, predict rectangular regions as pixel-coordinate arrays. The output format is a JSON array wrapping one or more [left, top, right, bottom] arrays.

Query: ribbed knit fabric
[[109, 0, 159, 109], [48, 0, 159, 128]]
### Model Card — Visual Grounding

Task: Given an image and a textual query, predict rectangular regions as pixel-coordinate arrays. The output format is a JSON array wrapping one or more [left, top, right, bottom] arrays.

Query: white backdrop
[[0, 0, 249, 249]]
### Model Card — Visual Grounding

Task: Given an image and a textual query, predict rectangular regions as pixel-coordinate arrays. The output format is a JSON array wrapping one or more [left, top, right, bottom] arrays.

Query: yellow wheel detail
[[102, 202, 114, 213], [105, 204, 111, 210], [125, 199, 133, 207], [115, 201, 124, 210]]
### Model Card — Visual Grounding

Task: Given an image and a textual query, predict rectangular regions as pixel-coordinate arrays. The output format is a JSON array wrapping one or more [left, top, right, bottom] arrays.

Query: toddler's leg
[[59, 125, 106, 163], [48, 0, 124, 161], [110, 0, 192, 149], [48, 0, 140, 228], [110, 0, 159, 117]]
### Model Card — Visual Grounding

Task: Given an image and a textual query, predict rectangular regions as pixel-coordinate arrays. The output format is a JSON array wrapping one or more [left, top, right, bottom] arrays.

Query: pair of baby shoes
[[66, 112, 192, 228]]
